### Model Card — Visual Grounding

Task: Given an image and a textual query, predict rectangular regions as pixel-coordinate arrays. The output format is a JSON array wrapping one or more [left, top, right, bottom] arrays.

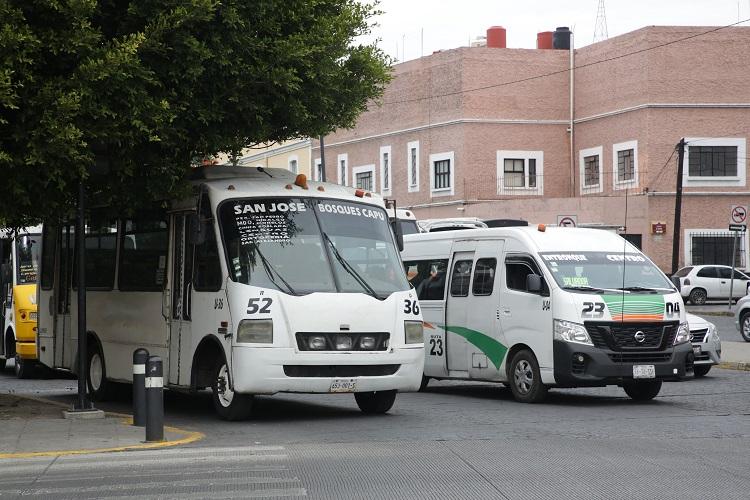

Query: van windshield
[[539, 252, 675, 293], [219, 198, 409, 298]]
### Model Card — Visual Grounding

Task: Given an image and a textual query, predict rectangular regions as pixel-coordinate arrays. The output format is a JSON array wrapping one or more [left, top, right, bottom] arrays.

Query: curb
[[693, 311, 734, 317], [718, 361, 750, 371], [0, 394, 204, 459]]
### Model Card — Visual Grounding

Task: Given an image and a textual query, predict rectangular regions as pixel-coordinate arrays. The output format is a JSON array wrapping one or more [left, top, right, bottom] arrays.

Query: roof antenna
[[256, 166, 273, 178]]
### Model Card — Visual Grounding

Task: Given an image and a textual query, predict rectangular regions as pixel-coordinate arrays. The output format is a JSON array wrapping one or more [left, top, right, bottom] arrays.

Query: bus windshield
[[220, 198, 409, 298], [16, 234, 41, 284], [539, 252, 675, 293]]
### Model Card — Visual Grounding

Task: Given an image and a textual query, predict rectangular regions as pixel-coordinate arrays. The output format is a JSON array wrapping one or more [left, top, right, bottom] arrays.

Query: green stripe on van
[[442, 325, 508, 370]]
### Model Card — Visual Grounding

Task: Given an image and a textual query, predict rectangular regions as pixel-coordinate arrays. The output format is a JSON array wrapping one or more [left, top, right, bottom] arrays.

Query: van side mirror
[[392, 219, 404, 252], [526, 273, 542, 293], [188, 214, 207, 246]]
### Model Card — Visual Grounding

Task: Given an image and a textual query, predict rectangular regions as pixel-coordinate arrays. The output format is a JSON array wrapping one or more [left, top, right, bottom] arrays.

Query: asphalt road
[[1, 364, 749, 499]]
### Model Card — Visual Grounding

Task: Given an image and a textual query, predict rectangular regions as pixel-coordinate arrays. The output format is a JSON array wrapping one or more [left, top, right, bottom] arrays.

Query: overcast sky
[[362, 0, 750, 61]]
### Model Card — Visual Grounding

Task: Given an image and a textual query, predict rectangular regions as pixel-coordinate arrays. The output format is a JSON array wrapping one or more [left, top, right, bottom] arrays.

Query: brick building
[[314, 26, 750, 273]]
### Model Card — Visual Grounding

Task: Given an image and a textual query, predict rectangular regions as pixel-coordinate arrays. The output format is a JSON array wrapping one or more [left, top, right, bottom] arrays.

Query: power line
[[381, 18, 750, 106]]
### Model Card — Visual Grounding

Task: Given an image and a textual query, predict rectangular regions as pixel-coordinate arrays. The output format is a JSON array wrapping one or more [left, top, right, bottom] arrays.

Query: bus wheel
[[623, 380, 662, 401], [14, 355, 34, 379], [419, 375, 430, 392], [509, 349, 548, 403], [87, 343, 113, 401], [212, 362, 253, 421], [354, 390, 397, 414]]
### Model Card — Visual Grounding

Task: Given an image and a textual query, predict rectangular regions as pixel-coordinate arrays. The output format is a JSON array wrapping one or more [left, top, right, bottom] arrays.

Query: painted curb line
[[0, 394, 205, 459], [718, 361, 750, 371]]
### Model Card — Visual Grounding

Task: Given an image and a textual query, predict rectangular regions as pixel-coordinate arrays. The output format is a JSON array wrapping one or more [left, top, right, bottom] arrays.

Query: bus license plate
[[329, 378, 357, 393], [633, 365, 655, 379]]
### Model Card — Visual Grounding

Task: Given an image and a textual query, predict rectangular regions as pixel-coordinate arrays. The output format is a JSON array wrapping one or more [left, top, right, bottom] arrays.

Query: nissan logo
[[634, 331, 646, 343]]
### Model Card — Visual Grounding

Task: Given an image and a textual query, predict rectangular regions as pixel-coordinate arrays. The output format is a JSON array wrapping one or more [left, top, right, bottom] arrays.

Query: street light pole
[[75, 177, 91, 411]]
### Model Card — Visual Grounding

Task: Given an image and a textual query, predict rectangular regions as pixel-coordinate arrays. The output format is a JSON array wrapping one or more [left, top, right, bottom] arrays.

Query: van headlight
[[237, 319, 273, 344], [673, 322, 690, 345], [404, 321, 424, 344], [553, 319, 593, 346]]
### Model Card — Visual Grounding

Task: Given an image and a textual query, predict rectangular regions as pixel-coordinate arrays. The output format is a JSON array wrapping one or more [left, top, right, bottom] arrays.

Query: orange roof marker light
[[354, 189, 365, 198], [538, 223, 546, 232], [294, 174, 309, 190]]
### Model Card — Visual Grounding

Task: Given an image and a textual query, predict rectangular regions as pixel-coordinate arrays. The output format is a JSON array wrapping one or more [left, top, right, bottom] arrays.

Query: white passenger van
[[37, 166, 424, 419], [402, 225, 692, 403]]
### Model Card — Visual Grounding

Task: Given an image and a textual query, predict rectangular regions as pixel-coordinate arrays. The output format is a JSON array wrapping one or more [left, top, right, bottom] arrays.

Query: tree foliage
[[0, 0, 391, 226]]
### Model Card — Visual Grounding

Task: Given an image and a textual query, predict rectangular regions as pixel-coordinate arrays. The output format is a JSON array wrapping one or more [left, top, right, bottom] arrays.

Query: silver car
[[686, 313, 721, 377], [734, 294, 750, 342]]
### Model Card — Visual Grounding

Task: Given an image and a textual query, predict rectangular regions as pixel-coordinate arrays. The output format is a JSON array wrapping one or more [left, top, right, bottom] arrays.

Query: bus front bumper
[[231, 346, 424, 395], [552, 340, 692, 387]]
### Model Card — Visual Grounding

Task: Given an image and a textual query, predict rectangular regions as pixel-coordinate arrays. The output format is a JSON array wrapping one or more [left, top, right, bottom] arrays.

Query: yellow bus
[[0, 226, 41, 378]]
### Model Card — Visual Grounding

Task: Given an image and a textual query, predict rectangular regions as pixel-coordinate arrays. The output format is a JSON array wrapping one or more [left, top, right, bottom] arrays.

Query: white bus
[[37, 166, 424, 419], [402, 225, 692, 403]]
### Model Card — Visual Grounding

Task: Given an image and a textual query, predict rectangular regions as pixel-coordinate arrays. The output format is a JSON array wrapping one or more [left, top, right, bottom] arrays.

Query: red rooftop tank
[[486, 26, 507, 48], [537, 31, 553, 49]]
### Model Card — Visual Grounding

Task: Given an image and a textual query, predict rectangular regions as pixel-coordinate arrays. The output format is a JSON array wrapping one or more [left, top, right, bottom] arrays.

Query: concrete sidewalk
[[0, 394, 203, 459], [719, 341, 750, 371]]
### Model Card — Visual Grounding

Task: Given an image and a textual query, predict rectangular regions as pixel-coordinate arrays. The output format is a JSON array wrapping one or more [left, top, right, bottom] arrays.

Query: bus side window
[[119, 214, 169, 291], [404, 259, 448, 301], [41, 225, 58, 290], [72, 216, 117, 290], [193, 197, 222, 292]]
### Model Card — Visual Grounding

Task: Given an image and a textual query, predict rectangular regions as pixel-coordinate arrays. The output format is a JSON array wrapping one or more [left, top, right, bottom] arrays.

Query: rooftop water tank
[[537, 31, 554, 50], [553, 27, 571, 50], [486, 26, 507, 48]]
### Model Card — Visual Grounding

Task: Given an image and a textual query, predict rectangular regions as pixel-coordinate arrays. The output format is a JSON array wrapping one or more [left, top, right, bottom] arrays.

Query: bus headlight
[[404, 321, 424, 344], [237, 319, 273, 344], [553, 319, 593, 346], [673, 322, 690, 345]]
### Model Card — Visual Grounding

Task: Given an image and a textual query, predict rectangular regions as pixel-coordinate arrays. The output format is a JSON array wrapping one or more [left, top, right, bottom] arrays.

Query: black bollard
[[145, 355, 164, 442], [132, 348, 149, 427]]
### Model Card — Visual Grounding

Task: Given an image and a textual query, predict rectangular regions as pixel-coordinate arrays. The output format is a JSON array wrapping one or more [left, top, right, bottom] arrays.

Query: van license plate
[[633, 365, 655, 379], [329, 378, 357, 393]]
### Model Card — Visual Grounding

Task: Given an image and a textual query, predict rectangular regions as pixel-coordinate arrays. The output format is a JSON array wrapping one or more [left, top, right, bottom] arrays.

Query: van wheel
[[689, 288, 707, 305], [509, 349, 548, 403], [693, 365, 712, 377], [741, 312, 750, 342], [212, 362, 254, 421], [87, 343, 113, 401], [354, 390, 397, 414], [623, 380, 662, 401], [419, 375, 430, 392], [14, 356, 35, 379]]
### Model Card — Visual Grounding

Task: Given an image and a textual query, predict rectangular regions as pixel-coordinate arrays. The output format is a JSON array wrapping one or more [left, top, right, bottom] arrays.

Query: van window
[[506, 256, 546, 294], [450, 260, 473, 297], [472, 258, 497, 296], [404, 259, 449, 301]]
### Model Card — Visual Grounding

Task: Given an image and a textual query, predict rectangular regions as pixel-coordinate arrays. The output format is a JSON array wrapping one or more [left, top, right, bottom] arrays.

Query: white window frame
[[288, 154, 299, 174], [684, 228, 748, 269], [683, 137, 746, 187], [407, 141, 420, 193], [352, 164, 376, 193], [579, 145, 604, 195], [496, 150, 543, 195], [612, 140, 638, 190], [380, 146, 392, 195], [430, 151, 455, 197], [337, 153, 348, 186], [313, 158, 322, 181]]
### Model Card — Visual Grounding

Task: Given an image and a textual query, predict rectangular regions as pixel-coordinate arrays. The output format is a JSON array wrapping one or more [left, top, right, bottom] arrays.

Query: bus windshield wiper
[[618, 286, 673, 292], [562, 285, 622, 293], [322, 232, 379, 299], [251, 245, 298, 296]]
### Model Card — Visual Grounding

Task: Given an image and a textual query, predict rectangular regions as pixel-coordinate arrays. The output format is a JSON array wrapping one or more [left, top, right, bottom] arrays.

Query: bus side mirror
[[188, 215, 207, 246], [526, 274, 542, 293], [393, 220, 404, 252], [1, 263, 11, 284]]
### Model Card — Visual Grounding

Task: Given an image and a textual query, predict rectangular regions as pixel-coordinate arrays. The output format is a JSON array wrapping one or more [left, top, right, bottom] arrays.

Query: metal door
[[445, 251, 474, 373], [168, 214, 193, 385]]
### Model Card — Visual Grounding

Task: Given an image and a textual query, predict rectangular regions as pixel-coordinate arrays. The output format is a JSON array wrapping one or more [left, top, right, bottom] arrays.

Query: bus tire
[[508, 349, 548, 403], [212, 361, 254, 421], [86, 341, 113, 401], [623, 380, 662, 401], [14, 355, 34, 379], [419, 375, 430, 392], [354, 390, 397, 414]]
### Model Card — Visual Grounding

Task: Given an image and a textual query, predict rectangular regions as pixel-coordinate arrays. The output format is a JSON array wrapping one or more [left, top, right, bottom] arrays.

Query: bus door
[[445, 248, 474, 374], [465, 240, 505, 380], [55, 225, 75, 368], [168, 213, 193, 385], [0, 238, 9, 359]]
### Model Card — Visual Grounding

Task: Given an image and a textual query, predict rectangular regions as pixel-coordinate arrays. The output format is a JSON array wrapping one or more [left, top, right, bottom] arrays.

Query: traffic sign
[[557, 215, 577, 227], [729, 223, 747, 232], [730, 205, 747, 224]]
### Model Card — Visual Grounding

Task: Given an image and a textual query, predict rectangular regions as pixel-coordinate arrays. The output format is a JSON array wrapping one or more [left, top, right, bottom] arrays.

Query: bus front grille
[[283, 365, 400, 377]]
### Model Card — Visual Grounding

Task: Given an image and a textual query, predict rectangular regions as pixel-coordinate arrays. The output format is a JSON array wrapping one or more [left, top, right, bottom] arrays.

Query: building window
[[352, 164, 375, 192], [407, 141, 420, 193], [684, 138, 746, 187], [612, 140, 638, 190], [314, 158, 322, 181], [430, 152, 454, 196], [686, 230, 745, 268], [337, 153, 348, 186], [617, 150, 633, 181], [317, 162, 324, 182], [579, 146, 603, 194], [497, 151, 543, 195], [688, 146, 737, 177], [380, 146, 391, 194], [288, 156, 298, 174]]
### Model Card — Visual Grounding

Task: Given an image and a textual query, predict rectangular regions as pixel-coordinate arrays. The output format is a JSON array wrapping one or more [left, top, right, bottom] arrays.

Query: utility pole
[[75, 177, 92, 411], [319, 135, 326, 182], [671, 138, 686, 276]]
